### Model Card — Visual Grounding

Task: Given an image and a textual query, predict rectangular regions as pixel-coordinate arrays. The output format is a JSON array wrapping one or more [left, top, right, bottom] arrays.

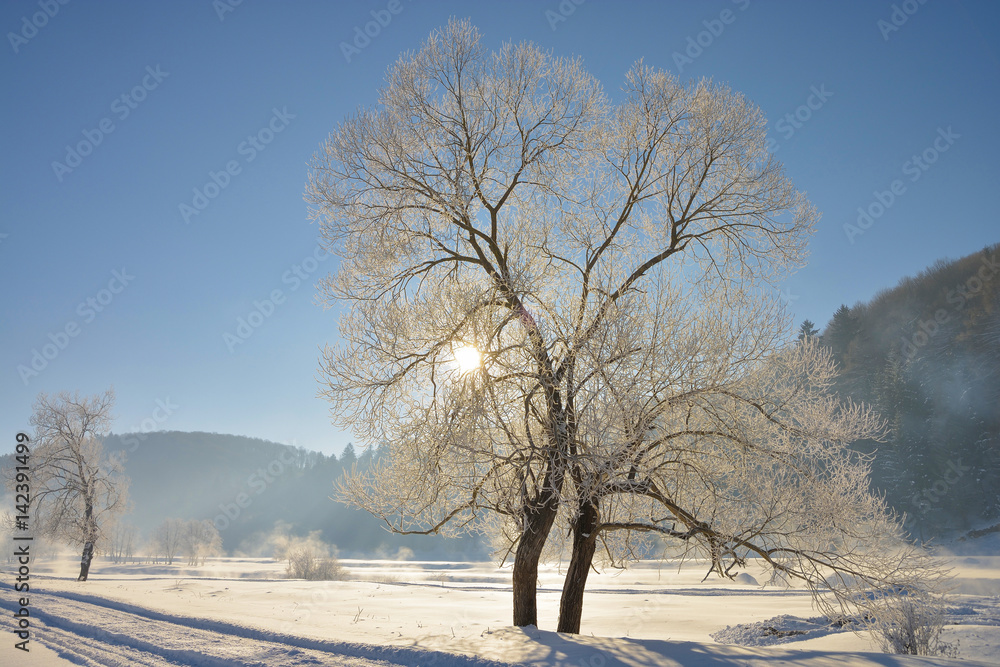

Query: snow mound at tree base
[[711, 614, 848, 647]]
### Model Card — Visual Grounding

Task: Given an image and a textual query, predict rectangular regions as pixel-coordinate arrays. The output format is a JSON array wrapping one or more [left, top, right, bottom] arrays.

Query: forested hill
[[96, 431, 486, 559], [818, 243, 1000, 539]]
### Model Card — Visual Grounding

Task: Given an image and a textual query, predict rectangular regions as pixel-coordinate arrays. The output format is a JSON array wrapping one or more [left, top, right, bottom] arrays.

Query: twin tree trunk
[[512, 374, 568, 628], [557, 499, 600, 634], [512, 491, 602, 633]]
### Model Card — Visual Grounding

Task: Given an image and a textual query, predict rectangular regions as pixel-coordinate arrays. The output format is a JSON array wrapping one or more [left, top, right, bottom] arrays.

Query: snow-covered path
[[2, 588, 511, 667]]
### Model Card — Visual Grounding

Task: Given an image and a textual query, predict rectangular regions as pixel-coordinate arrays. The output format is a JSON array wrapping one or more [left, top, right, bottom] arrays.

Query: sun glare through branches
[[452, 344, 481, 374]]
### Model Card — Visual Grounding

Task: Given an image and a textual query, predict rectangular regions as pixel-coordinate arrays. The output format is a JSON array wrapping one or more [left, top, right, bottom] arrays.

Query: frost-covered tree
[[181, 519, 224, 566], [109, 520, 136, 564], [282, 530, 345, 581], [8, 390, 130, 581], [152, 518, 184, 564], [308, 19, 826, 628]]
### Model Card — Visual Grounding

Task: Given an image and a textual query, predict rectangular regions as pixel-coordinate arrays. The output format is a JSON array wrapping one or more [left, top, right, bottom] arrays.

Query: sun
[[453, 344, 482, 373]]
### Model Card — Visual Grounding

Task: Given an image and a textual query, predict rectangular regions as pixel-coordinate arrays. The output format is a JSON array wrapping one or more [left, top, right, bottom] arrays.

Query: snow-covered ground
[[4, 553, 999, 666]]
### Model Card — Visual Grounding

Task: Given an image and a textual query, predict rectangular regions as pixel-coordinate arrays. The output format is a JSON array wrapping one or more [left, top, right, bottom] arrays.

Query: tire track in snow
[[1, 590, 515, 667], [20, 619, 186, 667]]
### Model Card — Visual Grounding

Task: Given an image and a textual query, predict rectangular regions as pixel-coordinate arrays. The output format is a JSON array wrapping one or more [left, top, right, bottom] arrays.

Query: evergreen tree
[[339, 442, 357, 467], [797, 319, 819, 342], [823, 304, 859, 362]]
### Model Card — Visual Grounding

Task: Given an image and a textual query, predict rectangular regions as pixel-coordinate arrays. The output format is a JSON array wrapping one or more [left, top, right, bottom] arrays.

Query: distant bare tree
[[9, 390, 130, 581], [152, 518, 184, 565], [109, 520, 136, 564], [181, 519, 223, 566]]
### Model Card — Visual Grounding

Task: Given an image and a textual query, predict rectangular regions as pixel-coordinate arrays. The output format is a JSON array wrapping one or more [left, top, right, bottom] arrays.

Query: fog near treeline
[[97, 431, 487, 560], [3, 246, 996, 559], [818, 243, 1000, 541], [106, 240, 997, 557]]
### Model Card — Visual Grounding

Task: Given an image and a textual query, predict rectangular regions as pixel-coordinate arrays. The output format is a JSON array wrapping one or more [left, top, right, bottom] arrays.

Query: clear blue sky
[[2, 0, 998, 457]]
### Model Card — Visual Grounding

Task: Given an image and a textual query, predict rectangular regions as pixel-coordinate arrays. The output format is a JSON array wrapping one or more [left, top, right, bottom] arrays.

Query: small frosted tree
[[152, 518, 184, 564], [283, 531, 345, 581], [181, 519, 223, 566], [869, 589, 957, 657], [109, 520, 136, 564], [8, 390, 130, 581]]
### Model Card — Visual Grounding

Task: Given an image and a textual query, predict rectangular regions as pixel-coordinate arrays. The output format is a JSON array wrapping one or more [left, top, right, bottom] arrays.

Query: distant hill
[[92, 431, 486, 559], [818, 243, 1000, 539]]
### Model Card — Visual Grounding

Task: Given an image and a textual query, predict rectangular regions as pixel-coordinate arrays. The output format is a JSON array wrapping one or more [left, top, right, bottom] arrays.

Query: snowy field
[[4, 553, 1000, 666]]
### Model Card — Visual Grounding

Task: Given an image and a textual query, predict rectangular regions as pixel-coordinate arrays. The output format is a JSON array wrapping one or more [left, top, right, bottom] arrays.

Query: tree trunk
[[557, 499, 600, 634], [512, 497, 561, 627], [513, 465, 575, 630], [79, 502, 97, 581], [78, 541, 94, 581]]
